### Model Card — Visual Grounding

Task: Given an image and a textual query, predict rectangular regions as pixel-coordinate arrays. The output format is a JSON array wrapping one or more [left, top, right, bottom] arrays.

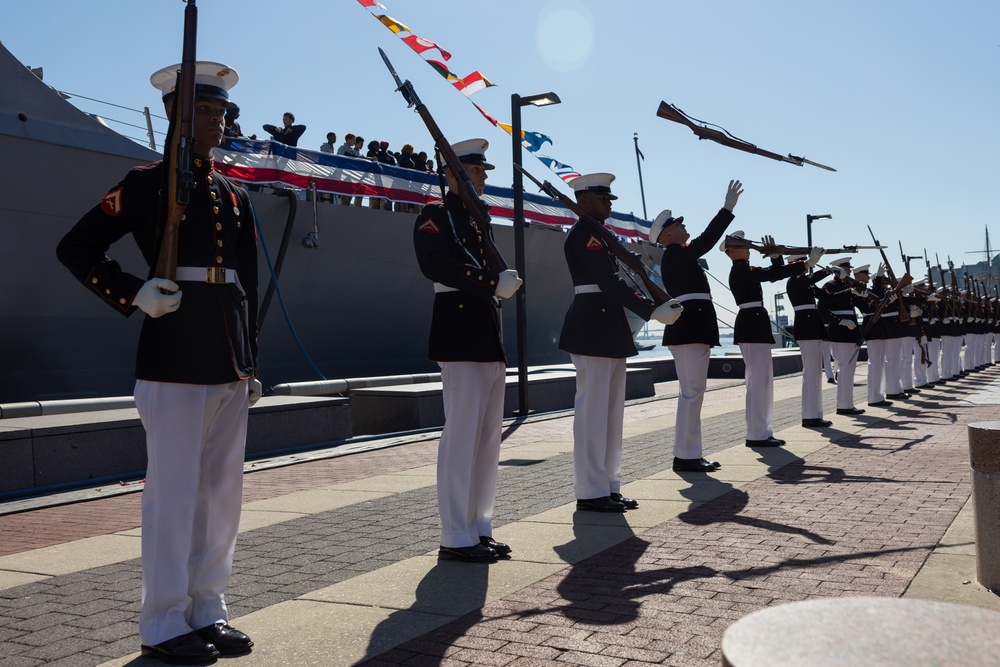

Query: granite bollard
[[969, 420, 1000, 590]]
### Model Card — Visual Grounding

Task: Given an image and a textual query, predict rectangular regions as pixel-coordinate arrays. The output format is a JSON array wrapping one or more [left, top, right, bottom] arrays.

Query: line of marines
[[55, 61, 999, 664]]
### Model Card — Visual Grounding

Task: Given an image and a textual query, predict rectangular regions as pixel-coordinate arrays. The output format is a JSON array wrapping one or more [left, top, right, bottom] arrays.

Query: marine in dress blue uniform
[[413, 139, 521, 563], [654, 180, 744, 472], [785, 254, 834, 426], [56, 63, 257, 663], [722, 232, 815, 445], [817, 257, 865, 415], [558, 174, 682, 512]]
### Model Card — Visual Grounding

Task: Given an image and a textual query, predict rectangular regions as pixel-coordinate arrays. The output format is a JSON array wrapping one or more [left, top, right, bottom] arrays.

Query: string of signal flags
[[355, 0, 835, 194]]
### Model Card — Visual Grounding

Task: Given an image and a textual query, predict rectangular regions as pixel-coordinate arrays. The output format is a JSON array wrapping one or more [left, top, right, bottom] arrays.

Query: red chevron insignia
[[585, 235, 603, 250], [417, 219, 441, 234], [101, 188, 123, 216]]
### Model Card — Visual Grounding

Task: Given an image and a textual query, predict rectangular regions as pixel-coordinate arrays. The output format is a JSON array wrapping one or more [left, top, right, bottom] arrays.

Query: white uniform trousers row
[[866, 339, 887, 404], [134, 379, 249, 647], [912, 337, 930, 387], [799, 340, 825, 420], [926, 338, 942, 383], [940, 336, 961, 378], [668, 344, 710, 459], [738, 343, 774, 440], [830, 342, 860, 409], [822, 341, 836, 380], [900, 335, 916, 390], [884, 337, 905, 395], [963, 334, 977, 371], [437, 361, 505, 549], [570, 354, 626, 499]]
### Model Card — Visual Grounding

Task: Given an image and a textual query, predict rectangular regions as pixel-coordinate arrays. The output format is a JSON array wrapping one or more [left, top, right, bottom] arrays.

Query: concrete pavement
[[1, 365, 998, 666]]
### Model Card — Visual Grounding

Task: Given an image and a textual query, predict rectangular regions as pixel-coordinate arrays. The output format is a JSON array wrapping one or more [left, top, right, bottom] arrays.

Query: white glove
[[901, 283, 914, 295], [761, 235, 779, 259], [927, 293, 941, 302], [806, 247, 824, 268], [133, 278, 182, 318], [929, 318, 938, 324], [851, 288, 869, 298], [651, 299, 684, 325], [875, 263, 886, 278], [920, 335, 928, 346], [831, 265, 847, 279], [942, 317, 951, 324], [886, 292, 898, 303], [495, 269, 523, 299], [839, 318, 857, 330], [723, 179, 743, 211], [248, 379, 263, 406], [909, 305, 922, 318]]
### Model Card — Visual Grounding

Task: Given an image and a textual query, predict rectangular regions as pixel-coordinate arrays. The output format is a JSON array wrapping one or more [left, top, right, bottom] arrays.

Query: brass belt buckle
[[206, 267, 226, 284]]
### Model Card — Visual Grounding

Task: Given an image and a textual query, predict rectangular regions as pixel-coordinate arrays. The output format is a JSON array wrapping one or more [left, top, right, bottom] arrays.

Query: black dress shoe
[[907, 387, 922, 394], [195, 623, 253, 656], [480, 535, 511, 556], [576, 496, 626, 512], [610, 492, 639, 509], [836, 407, 866, 415], [141, 631, 219, 664], [916, 384, 934, 390], [885, 392, 910, 400], [746, 436, 785, 447], [826, 378, 837, 384], [439, 543, 498, 562], [672, 457, 721, 472], [801, 418, 833, 428], [868, 400, 893, 407]]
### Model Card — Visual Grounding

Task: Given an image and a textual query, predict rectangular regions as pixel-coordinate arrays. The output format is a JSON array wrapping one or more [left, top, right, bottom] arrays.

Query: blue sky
[[5, 0, 999, 315]]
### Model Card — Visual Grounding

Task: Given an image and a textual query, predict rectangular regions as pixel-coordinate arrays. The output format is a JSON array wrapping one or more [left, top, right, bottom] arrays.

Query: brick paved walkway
[[0, 367, 997, 666]]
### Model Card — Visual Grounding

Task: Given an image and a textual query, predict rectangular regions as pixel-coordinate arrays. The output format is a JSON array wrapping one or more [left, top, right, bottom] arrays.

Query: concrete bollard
[[969, 421, 1000, 591]]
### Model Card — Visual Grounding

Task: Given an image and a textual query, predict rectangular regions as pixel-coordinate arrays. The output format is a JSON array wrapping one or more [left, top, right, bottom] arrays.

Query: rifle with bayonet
[[724, 235, 885, 256], [378, 47, 507, 272], [153, 0, 198, 282], [515, 164, 673, 306], [868, 225, 910, 322]]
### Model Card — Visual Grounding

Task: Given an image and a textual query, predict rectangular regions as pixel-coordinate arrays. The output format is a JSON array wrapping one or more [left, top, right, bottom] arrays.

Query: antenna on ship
[[965, 225, 998, 289]]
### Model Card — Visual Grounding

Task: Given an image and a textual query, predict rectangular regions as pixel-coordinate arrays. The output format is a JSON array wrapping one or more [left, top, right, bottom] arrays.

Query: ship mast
[[965, 225, 998, 289]]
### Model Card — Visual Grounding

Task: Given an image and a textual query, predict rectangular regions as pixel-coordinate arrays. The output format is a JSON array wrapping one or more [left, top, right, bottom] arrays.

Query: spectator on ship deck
[[397, 143, 416, 170], [223, 103, 246, 138], [365, 140, 380, 160], [413, 151, 429, 172], [337, 133, 359, 157], [365, 140, 388, 209], [319, 132, 336, 153], [262, 112, 306, 147], [376, 141, 396, 166]]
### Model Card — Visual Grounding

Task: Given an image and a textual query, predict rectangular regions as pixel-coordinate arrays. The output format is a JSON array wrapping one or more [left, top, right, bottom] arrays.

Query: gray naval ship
[[0, 43, 665, 404]]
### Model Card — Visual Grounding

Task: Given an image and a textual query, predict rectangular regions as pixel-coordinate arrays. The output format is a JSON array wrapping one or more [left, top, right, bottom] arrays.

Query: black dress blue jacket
[[56, 158, 259, 384], [558, 220, 655, 358], [413, 192, 506, 363]]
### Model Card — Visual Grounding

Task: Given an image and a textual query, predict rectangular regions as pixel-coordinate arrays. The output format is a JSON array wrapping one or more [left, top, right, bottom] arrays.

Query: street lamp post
[[511, 91, 561, 417], [806, 213, 833, 249]]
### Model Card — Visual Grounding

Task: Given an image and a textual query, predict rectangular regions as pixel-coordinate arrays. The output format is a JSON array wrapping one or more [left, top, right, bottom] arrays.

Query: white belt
[[574, 284, 601, 294], [831, 310, 855, 316], [175, 266, 237, 285], [738, 301, 763, 309], [880, 311, 899, 318], [433, 282, 459, 293], [793, 304, 817, 311], [675, 292, 712, 303]]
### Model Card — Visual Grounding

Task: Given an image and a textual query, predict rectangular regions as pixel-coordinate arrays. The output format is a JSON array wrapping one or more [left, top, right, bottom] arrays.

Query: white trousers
[[799, 340, 824, 420], [913, 337, 929, 386], [994, 334, 1000, 363], [963, 335, 976, 371], [739, 343, 774, 440], [884, 337, 905, 395], [926, 338, 941, 383], [830, 342, 859, 409], [866, 338, 887, 404], [669, 344, 710, 459], [900, 335, 916, 390], [437, 361, 505, 548], [570, 354, 626, 499], [134, 380, 249, 647], [941, 336, 960, 378], [822, 341, 836, 380]]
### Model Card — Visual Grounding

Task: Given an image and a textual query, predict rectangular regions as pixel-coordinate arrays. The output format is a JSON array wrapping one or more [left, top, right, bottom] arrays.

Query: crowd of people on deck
[[54, 59, 999, 663]]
